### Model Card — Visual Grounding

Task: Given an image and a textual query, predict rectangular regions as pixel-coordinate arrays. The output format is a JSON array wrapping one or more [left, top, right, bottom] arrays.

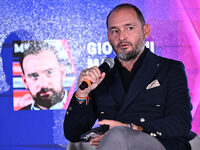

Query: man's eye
[[46, 69, 53, 75], [111, 30, 118, 34], [47, 70, 52, 75], [28, 73, 39, 79], [127, 27, 133, 30]]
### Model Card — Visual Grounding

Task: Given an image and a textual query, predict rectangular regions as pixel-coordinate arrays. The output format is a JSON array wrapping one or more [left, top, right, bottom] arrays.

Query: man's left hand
[[98, 119, 129, 129], [90, 120, 127, 146], [98, 119, 143, 131], [90, 120, 143, 146]]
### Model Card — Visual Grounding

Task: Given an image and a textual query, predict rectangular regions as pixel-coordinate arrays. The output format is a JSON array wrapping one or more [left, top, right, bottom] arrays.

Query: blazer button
[[68, 107, 72, 111], [150, 133, 157, 137], [156, 131, 162, 136], [140, 118, 145, 122]]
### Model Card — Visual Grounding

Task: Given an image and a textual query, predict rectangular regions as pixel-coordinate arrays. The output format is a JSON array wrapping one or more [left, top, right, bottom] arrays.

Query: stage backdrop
[[0, 0, 199, 150]]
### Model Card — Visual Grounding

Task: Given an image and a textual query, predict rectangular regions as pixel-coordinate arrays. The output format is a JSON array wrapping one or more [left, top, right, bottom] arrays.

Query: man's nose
[[37, 74, 49, 88], [119, 31, 127, 41]]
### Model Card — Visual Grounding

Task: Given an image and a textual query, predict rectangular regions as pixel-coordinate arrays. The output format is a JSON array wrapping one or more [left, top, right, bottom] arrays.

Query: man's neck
[[38, 105, 48, 110], [119, 49, 144, 72]]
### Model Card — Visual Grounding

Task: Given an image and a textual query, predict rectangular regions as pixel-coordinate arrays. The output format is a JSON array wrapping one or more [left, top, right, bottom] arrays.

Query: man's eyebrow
[[44, 68, 54, 73], [109, 26, 118, 30], [123, 22, 137, 27], [124, 23, 134, 26], [109, 23, 136, 30], [46, 68, 53, 71]]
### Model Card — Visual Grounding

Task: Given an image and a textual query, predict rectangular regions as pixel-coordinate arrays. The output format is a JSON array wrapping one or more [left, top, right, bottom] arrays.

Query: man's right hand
[[89, 132, 108, 146], [76, 66, 106, 97]]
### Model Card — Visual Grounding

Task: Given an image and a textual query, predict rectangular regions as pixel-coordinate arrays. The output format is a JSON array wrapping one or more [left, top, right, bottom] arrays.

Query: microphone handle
[[79, 78, 92, 90], [79, 81, 89, 90]]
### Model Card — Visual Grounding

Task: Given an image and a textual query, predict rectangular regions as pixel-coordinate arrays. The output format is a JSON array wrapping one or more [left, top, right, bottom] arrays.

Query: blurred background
[[0, 0, 199, 149]]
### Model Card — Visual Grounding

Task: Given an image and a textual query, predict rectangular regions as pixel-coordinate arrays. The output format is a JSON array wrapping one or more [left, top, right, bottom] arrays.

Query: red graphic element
[[13, 62, 22, 75]]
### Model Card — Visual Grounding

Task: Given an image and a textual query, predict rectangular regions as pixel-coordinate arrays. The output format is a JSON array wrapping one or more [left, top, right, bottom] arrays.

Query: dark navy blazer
[[64, 48, 192, 150]]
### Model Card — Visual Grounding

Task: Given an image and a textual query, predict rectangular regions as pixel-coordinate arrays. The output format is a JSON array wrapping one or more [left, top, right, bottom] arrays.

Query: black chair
[[184, 131, 200, 150]]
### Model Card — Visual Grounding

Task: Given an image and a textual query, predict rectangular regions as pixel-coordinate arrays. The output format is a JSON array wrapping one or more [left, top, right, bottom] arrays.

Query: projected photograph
[[13, 40, 77, 110]]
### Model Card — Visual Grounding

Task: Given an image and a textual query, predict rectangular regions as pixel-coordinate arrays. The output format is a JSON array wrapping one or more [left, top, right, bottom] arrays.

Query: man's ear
[[143, 24, 151, 39], [21, 74, 28, 89]]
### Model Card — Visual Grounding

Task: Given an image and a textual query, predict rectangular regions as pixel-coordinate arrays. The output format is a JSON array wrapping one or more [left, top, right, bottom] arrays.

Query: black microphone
[[79, 58, 114, 90]]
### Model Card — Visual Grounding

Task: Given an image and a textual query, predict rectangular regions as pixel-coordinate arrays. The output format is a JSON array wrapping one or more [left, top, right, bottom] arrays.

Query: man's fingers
[[90, 140, 99, 146], [90, 135, 101, 146], [98, 119, 112, 126], [90, 132, 107, 146], [98, 119, 129, 129]]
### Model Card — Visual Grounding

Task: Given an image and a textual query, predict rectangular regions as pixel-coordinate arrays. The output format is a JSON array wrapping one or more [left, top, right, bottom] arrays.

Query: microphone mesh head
[[104, 58, 114, 69]]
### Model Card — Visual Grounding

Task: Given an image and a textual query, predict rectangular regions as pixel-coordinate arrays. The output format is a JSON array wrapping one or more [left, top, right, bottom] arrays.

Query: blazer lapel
[[105, 66, 126, 106], [119, 50, 161, 113]]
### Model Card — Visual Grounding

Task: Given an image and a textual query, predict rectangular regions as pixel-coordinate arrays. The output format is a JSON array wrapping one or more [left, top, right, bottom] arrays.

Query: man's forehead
[[23, 50, 57, 62], [23, 50, 59, 73]]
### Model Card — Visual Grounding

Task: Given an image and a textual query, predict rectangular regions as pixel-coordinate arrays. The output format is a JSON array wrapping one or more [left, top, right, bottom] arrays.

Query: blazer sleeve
[[63, 94, 97, 142], [141, 61, 192, 139]]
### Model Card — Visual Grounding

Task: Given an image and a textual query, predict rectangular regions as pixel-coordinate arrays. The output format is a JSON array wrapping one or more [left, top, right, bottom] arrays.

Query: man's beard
[[32, 88, 64, 109], [111, 36, 145, 62]]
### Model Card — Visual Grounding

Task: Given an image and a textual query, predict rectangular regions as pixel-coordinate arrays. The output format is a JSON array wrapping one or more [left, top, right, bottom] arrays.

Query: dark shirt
[[115, 48, 147, 92]]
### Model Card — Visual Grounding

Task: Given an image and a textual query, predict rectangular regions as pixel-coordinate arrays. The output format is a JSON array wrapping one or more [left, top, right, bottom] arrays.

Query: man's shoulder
[[20, 104, 32, 110], [147, 48, 182, 64], [159, 56, 184, 68], [146, 49, 186, 76]]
